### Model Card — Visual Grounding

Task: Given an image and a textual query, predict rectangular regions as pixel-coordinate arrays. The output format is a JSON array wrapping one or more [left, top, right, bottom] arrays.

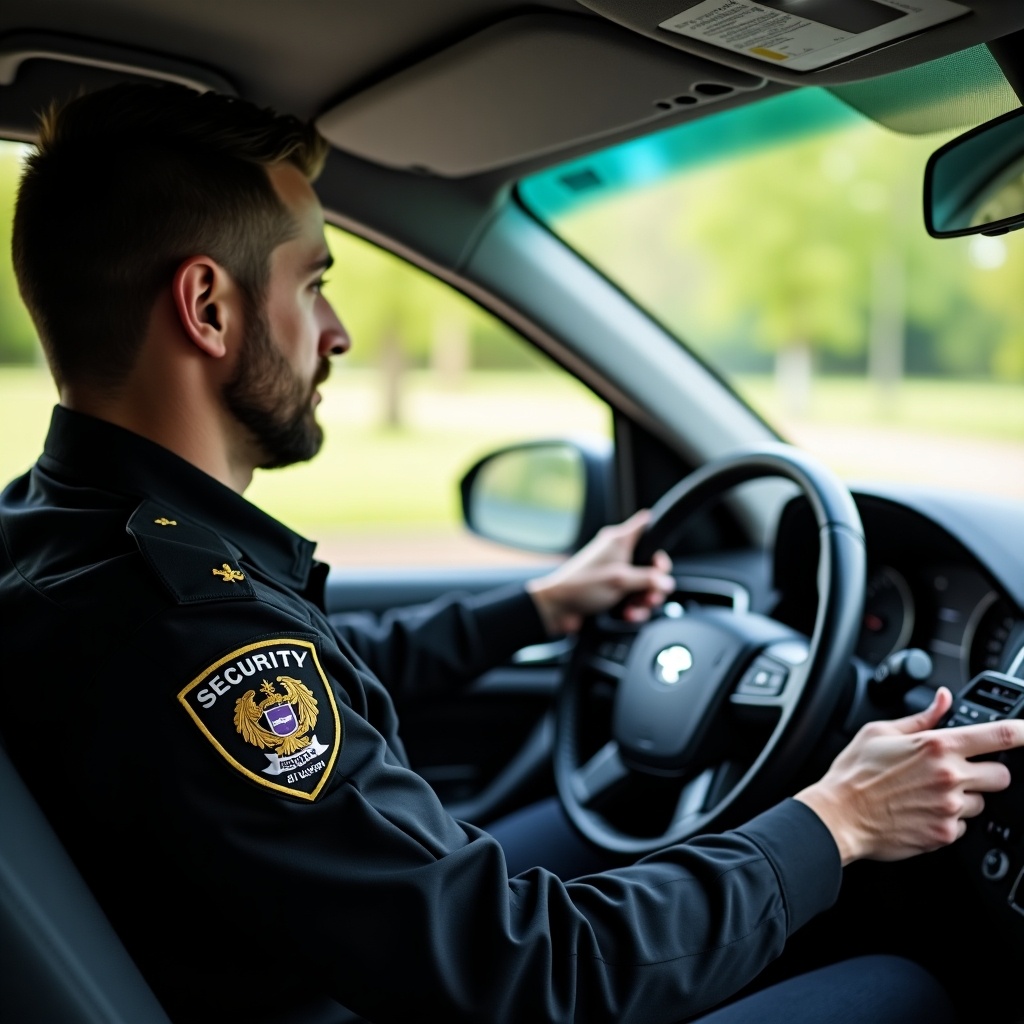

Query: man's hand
[[796, 686, 1024, 866], [526, 510, 675, 636]]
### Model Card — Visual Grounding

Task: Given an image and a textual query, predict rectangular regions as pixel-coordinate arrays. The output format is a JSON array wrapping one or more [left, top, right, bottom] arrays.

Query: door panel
[[325, 563, 566, 824]]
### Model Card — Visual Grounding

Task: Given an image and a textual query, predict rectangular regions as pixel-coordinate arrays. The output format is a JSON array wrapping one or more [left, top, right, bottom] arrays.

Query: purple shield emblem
[[264, 703, 299, 737]]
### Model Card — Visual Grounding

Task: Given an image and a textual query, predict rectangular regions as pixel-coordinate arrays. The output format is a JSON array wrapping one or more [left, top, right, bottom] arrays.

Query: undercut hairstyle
[[12, 83, 328, 390]]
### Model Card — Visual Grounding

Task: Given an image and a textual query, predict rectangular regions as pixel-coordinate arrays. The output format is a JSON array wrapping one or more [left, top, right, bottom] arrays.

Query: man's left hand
[[526, 510, 674, 636]]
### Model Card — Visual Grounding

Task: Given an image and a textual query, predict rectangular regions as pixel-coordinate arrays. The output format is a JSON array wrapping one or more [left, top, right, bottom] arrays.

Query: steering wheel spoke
[[570, 741, 629, 807], [730, 687, 789, 711], [670, 767, 715, 828], [584, 652, 627, 681]]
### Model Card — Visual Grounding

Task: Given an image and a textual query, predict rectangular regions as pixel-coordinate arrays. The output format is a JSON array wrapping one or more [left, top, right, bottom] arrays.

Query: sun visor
[[575, 0, 1024, 85], [316, 14, 764, 177]]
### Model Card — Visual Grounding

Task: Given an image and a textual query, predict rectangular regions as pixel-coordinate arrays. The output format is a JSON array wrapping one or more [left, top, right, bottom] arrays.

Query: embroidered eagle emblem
[[233, 675, 319, 757]]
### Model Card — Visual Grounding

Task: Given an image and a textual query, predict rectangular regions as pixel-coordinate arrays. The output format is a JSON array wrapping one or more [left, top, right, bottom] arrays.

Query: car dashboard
[[769, 486, 1024, 692], [714, 483, 1024, 951]]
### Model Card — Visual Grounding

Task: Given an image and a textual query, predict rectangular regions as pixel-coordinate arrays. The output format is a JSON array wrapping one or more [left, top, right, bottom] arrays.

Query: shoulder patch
[[178, 637, 342, 801], [128, 499, 256, 604]]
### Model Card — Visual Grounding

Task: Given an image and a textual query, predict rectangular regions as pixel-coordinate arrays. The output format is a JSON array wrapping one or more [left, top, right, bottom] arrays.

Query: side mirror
[[925, 106, 1024, 238], [460, 439, 613, 554]]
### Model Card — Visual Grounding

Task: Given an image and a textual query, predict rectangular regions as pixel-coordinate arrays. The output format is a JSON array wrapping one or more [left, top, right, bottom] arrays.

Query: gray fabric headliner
[[0, 0, 585, 119], [0, 0, 1019, 181]]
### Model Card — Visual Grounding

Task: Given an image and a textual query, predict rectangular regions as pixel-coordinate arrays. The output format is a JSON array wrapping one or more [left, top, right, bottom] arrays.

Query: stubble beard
[[223, 300, 329, 470]]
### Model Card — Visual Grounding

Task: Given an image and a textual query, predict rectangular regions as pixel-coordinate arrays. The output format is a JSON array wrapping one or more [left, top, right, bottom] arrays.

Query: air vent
[[560, 168, 604, 193]]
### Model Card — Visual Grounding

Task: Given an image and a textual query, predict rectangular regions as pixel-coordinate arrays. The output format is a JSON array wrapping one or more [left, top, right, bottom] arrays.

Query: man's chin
[[256, 417, 324, 470]]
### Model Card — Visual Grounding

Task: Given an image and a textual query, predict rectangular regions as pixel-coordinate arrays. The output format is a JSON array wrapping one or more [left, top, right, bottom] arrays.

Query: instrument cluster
[[857, 560, 1024, 690]]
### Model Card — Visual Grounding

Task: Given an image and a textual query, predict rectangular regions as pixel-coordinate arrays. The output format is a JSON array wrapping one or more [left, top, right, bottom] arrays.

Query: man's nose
[[318, 297, 351, 356]]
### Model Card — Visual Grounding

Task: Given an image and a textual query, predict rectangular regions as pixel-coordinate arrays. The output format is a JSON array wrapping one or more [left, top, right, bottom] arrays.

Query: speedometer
[[856, 566, 915, 666], [966, 593, 1024, 679]]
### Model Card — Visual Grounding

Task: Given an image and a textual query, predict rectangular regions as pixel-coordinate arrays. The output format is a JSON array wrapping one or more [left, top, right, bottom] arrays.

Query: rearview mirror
[[925, 106, 1024, 238], [460, 439, 613, 554]]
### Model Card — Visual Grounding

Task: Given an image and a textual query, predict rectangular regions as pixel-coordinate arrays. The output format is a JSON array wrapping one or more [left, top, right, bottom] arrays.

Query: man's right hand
[[795, 686, 1024, 866]]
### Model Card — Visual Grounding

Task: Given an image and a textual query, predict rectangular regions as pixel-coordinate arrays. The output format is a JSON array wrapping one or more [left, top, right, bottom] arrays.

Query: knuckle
[[937, 794, 961, 817], [994, 722, 1020, 748], [609, 568, 631, 589], [921, 735, 949, 759]]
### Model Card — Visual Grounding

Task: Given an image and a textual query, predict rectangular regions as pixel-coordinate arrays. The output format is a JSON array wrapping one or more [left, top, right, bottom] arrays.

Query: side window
[[0, 147, 609, 566], [0, 143, 57, 486], [246, 226, 611, 566]]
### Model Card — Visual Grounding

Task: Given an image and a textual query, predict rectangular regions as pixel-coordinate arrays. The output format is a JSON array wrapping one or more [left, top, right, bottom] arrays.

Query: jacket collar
[[39, 405, 322, 595]]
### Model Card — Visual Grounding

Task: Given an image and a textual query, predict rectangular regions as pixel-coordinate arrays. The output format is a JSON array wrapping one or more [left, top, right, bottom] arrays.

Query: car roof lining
[[831, 42, 1020, 136], [0, 4, 1022, 308], [1, 2, 1023, 179]]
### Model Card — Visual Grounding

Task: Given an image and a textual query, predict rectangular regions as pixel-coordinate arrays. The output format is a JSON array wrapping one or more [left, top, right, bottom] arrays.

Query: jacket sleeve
[[327, 582, 550, 697], [82, 599, 842, 1024]]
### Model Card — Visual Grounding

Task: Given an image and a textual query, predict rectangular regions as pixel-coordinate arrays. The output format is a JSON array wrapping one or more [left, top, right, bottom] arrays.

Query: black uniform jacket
[[0, 407, 842, 1024]]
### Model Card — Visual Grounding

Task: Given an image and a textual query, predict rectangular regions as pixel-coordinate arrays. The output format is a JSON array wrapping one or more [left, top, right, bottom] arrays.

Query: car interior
[[5, 1, 1024, 1021]]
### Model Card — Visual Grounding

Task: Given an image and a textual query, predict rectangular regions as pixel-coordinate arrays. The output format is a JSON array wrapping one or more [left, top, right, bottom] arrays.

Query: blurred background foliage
[[0, 143, 39, 364], [533, 89, 1024, 417], [2, 89, 1024, 561]]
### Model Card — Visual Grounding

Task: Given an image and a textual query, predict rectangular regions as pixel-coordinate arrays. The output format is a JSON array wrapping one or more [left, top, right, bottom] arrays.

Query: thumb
[[888, 686, 952, 734], [616, 508, 651, 542]]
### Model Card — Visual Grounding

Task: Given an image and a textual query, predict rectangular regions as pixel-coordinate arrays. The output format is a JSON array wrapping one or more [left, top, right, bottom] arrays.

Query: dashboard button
[[983, 848, 1011, 881]]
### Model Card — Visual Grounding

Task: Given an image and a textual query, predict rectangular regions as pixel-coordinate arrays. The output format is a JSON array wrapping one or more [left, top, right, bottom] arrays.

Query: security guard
[[1, 82, 1016, 1024]]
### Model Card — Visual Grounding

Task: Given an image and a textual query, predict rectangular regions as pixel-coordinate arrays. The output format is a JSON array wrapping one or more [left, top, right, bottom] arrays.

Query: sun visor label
[[659, 0, 969, 73]]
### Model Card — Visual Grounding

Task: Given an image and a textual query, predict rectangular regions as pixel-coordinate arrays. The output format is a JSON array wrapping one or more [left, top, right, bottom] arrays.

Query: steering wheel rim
[[553, 443, 866, 856]]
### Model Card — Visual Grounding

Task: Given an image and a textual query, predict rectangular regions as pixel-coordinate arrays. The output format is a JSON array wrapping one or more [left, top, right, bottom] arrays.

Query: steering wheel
[[553, 444, 866, 856]]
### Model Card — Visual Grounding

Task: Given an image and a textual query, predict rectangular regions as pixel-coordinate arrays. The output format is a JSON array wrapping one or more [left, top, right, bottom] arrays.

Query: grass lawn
[[737, 375, 1024, 440], [0, 366, 611, 535], [2, 366, 1022, 555]]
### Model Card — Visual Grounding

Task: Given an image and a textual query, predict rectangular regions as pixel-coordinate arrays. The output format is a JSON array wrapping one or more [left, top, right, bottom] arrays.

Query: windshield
[[521, 85, 1024, 497]]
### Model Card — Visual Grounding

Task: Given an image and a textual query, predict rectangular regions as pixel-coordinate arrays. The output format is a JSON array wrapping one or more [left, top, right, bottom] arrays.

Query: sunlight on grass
[[738, 375, 1024, 440], [3, 366, 1023, 560]]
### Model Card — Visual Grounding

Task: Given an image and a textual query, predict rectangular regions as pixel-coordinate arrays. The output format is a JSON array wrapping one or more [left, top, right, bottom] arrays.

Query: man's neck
[[60, 388, 256, 494]]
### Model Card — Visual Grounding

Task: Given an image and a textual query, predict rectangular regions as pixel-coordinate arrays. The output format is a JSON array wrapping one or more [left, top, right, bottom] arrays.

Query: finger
[[944, 718, 1024, 758], [960, 759, 1012, 793], [889, 686, 952, 734], [615, 509, 651, 539], [652, 549, 673, 574], [959, 791, 987, 819], [623, 603, 654, 623], [617, 565, 676, 597]]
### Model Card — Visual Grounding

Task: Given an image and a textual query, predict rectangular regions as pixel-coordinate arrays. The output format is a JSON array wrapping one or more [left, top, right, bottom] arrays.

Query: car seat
[[0, 739, 173, 1023]]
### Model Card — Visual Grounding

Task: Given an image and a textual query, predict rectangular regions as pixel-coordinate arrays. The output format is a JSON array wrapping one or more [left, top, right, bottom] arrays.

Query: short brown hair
[[12, 83, 328, 389]]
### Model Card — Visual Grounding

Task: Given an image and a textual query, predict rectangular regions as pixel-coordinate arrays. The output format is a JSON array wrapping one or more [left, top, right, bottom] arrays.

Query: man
[[1, 82, 1019, 1024]]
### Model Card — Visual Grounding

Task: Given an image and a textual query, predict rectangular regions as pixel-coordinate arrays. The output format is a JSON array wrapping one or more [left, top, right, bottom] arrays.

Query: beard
[[223, 301, 330, 470]]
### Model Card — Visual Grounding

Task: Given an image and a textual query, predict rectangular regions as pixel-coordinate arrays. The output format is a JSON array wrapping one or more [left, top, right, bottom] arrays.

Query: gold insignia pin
[[154, 517, 177, 526], [212, 563, 245, 583]]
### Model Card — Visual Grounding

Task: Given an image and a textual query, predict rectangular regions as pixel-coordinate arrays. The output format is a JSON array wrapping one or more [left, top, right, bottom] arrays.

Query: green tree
[[0, 143, 40, 365]]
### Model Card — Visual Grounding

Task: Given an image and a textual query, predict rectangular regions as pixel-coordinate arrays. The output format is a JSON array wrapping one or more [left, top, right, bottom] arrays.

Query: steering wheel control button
[[943, 672, 1024, 729], [654, 645, 693, 684], [736, 656, 787, 697], [986, 820, 1013, 843], [983, 848, 1011, 882]]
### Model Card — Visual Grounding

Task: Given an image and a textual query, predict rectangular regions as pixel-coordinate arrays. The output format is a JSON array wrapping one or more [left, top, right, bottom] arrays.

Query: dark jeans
[[486, 797, 957, 1024]]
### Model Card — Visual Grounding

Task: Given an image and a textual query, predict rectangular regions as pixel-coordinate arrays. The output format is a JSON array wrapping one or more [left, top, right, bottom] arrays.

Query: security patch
[[178, 637, 341, 800]]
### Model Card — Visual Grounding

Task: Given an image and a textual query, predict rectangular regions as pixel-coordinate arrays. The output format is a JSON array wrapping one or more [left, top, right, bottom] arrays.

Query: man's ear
[[171, 257, 239, 359]]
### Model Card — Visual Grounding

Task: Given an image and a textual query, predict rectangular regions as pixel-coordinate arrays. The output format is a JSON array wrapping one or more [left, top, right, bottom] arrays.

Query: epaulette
[[127, 498, 257, 604]]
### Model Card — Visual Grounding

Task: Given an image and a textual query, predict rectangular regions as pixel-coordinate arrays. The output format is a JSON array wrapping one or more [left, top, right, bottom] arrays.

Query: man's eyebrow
[[305, 253, 334, 275]]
